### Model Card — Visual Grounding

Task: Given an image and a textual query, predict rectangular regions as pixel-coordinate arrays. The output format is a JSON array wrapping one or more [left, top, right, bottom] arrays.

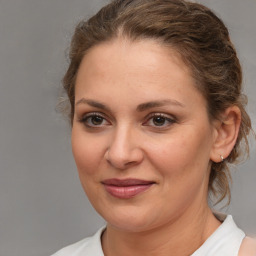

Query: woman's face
[[72, 38, 218, 232]]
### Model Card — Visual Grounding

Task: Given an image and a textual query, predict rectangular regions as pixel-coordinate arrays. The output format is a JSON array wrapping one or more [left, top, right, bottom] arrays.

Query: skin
[[239, 237, 256, 255], [71, 38, 240, 256]]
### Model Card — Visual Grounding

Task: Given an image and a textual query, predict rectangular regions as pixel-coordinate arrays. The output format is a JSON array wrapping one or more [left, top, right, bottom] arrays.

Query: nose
[[104, 126, 144, 170]]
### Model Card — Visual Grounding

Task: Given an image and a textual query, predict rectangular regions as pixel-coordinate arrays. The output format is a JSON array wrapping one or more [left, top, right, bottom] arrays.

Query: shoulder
[[238, 237, 256, 256], [51, 227, 105, 256], [52, 237, 92, 256]]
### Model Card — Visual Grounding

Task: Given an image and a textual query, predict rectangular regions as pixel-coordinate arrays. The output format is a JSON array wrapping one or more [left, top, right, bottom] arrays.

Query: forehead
[[75, 38, 206, 110], [80, 38, 190, 73]]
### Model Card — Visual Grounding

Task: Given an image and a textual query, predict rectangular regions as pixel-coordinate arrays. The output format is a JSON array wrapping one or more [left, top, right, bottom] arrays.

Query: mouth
[[101, 179, 155, 199]]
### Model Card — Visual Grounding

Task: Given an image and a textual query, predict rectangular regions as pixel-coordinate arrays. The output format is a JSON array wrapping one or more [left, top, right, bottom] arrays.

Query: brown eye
[[91, 116, 104, 125], [143, 113, 175, 129], [152, 116, 166, 126], [79, 113, 110, 128]]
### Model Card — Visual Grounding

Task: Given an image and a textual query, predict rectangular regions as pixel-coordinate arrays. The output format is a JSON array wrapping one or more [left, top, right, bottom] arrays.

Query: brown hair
[[62, 0, 252, 203]]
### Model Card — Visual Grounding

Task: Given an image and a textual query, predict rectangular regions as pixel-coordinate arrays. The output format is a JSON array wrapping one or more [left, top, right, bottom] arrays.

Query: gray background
[[0, 0, 255, 255]]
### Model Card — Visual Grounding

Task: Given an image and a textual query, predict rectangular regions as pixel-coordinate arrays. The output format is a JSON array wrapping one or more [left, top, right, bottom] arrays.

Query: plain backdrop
[[0, 0, 255, 255]]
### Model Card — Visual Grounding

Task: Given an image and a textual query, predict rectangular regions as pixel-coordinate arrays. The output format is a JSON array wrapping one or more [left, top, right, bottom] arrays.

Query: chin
[[108, 218, 154, 233], [99, 204, 163, 233]]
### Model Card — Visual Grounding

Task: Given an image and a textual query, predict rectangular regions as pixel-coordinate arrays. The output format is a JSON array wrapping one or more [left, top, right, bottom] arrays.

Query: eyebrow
[[136, 99, 185, 112], [75, 98, 111, 111], [75, 98, 185, 112]]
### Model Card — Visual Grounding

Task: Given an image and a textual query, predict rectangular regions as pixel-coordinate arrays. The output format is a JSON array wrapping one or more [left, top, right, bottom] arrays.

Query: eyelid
[[78, 112, 111, 127], [145, 112, 176, 120], [143, 112, 176, 127], [78, 111, 105, 120]]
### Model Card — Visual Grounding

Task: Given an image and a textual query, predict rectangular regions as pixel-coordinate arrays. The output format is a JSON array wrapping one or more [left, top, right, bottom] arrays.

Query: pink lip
[[102, 179, 155, 199]]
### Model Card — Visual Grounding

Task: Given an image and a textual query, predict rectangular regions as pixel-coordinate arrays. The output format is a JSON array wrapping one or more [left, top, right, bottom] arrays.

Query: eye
[[79, 113, 110, 128], [143, 113, 175, 128], [152, 116, 167, 126]]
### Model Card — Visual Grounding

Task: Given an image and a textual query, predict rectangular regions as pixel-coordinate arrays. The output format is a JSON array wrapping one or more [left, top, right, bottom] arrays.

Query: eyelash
[[78, 112, 176, 129], [78, 112, 110, 128], [143, 113, 176, 128]]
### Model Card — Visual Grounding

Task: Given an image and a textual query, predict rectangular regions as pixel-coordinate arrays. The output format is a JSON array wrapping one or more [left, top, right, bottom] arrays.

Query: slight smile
[[101, 179, 156, 199]]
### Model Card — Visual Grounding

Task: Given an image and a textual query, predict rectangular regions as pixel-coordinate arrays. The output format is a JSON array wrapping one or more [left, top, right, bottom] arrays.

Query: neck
[[102, 204, 221, 256]]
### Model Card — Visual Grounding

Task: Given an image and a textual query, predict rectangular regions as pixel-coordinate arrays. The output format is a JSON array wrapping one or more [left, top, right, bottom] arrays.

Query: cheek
[[71, 128, 105, 176], [147, 128, 212, 177], [71, 129, 106, 205]]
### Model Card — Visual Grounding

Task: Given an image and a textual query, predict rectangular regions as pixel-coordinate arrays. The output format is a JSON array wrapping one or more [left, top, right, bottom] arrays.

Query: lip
[[101, 179, 155, 199]]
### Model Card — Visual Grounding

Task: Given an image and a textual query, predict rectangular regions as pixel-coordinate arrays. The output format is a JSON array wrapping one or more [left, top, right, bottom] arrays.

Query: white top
[[51, 214, 245, 256]]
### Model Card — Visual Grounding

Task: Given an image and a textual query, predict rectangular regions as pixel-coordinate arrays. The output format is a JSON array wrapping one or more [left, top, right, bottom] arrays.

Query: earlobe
[[210, 106, 241, 163]]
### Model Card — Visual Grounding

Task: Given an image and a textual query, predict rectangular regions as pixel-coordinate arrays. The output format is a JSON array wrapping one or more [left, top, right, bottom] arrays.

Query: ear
[[210, 106, 241, 163]]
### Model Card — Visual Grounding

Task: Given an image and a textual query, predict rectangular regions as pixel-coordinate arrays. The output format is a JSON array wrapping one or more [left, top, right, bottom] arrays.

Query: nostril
[[124, 160, 137, 166]]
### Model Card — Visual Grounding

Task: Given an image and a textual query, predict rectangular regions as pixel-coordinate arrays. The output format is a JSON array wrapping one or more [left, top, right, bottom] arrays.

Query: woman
[[52, 0, 256, 255]]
